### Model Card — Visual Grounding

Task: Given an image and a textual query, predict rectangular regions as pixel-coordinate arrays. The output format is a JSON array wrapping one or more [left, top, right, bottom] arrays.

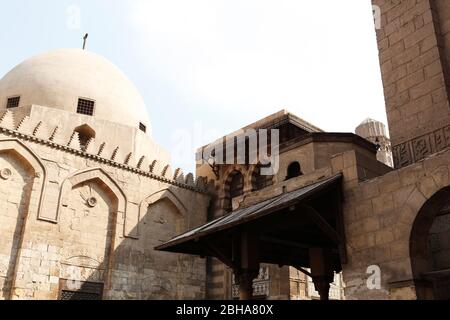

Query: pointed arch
[[222, 168, 246, 213], [409, 186, 450, 299], [137, 188, 188, 241], [74, 124, 96, 152], [140, 188, 188, 218], [62, 255, 103, 269], [56, 167, 127, 222], [56, 167, 127, 296], [0, 138, 47, 220]]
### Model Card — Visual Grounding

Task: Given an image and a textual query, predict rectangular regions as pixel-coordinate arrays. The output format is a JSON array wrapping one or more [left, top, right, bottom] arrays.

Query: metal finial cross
[[83, 33, 89, 50]]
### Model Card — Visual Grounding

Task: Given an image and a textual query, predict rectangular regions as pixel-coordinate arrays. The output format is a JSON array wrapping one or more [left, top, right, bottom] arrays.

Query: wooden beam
[[201, 240, 236, 269], [240, 232, 259, 271], [300, 205, 342, 244], [293, 266, 313, 278], [260, 236, 314, 249]]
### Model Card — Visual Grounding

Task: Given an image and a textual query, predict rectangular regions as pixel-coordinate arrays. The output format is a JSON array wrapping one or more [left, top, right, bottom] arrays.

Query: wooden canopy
[[156, 174, 345, 300]]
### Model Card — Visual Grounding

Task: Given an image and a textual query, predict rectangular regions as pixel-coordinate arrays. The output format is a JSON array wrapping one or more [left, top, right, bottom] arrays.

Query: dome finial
[[82, 33, 89, 50]]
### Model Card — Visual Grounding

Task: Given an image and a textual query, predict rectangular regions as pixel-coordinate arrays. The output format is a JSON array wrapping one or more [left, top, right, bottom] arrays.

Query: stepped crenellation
[[0, 110, 209, 193]]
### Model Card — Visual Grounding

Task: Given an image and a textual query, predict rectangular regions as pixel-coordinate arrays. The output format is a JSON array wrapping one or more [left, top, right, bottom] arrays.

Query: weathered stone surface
[[373, 0, 450, 168], [0, 134, 210, 300]]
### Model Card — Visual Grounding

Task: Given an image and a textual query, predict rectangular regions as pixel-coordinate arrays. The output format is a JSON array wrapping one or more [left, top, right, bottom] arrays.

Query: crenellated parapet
[[0, 111, 213, 193]]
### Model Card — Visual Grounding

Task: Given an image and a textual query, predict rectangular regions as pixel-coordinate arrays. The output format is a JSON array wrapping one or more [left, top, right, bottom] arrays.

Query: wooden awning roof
[[156, 174, 345, 270]]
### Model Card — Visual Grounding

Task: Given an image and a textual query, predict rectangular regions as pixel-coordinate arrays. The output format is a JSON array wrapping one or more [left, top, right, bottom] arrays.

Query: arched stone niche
[[0, 139, 47, 220]]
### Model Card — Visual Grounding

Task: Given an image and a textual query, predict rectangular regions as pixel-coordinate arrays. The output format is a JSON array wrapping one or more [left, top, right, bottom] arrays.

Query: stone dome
[[0, 48, 150, 130], [355, 118, 388, 138]]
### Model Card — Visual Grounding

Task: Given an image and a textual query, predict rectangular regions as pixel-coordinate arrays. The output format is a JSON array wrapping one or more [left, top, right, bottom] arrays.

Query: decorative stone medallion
[[87, 196, 97, 208], [0, 168, 12, 180]]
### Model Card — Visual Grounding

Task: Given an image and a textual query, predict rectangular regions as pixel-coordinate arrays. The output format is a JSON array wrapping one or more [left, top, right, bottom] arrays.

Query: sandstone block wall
[[335, 147, 450, 299], [0, 125, 210, 300], [372, 0, 450, 168]]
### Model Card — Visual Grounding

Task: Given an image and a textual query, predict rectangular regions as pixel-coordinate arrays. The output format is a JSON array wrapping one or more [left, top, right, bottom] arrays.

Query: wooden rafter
[[300, 205, 342, 244]]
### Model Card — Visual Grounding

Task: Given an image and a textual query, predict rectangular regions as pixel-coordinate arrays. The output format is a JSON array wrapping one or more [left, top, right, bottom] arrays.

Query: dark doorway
[[410, 187, 450, 299]]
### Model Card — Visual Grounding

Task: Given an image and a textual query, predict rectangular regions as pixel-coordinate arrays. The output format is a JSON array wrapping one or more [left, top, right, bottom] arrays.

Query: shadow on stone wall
[[0, 151, 35, 299], [79, 186, 206, 300]]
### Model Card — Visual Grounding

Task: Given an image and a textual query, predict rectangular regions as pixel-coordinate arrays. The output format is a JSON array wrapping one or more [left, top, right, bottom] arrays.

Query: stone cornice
[[0, 125, 211, 194]]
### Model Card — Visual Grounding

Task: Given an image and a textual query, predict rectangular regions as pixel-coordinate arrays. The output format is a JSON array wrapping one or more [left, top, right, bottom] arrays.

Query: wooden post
[[238, 270, 258, 300], [311, 276, 332, 300], [236, 231, 259, 300], [309, 247, 334, 300]]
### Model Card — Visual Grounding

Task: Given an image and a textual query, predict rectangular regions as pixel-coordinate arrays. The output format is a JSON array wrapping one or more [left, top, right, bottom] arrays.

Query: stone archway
[[222, 169, 245, 213], [138, 189, 190, 299], [56, 167, 127, 299], [140, 189, 187, 218], [0, 139, 47, 219], [57, 167, 127, 222], [0, 139, 47, 299], [410, 186, 450, 299]]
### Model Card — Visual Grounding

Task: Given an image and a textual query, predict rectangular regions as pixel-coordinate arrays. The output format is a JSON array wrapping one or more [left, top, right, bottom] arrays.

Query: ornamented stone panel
[[412, 135, 431, 162], [232, 266, 270, 299], [393, 142, 411, 168], [393, 125, 450, 168]]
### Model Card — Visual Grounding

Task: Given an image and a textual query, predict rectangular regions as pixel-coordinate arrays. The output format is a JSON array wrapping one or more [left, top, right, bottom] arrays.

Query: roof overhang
[[156, 174, 346, 270]]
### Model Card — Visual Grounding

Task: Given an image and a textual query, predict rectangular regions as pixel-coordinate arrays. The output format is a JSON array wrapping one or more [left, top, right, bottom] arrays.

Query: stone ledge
[[0, 127, 209, 194]]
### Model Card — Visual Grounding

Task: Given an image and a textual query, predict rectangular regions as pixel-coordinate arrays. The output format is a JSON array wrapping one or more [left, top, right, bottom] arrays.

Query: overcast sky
[[0, 0, 387, 173]]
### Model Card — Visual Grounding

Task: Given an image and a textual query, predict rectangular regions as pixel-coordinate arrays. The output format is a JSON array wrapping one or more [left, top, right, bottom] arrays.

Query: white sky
[[1, 0, 387, 174], [127, 0, 387, 171]]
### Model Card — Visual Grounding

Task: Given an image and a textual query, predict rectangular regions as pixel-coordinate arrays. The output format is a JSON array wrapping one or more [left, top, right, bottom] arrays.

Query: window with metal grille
[[139, 122, 147, 133], [60, 290, 101, 300], [77, 98, 95, 116], [6, 96, 20, 109], [59, 279, 103, 300]]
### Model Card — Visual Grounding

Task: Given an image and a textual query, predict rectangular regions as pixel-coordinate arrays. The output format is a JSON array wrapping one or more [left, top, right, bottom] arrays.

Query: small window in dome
[[77, 98, 95, 116], [6, 96, 20, 109], [139, 122, 147, 133], [75, 124, 95, 152]]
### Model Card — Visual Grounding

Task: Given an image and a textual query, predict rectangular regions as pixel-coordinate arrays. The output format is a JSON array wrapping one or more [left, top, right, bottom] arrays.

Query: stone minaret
[[371, 0, 450, 168], [355, 118, 393, 167]]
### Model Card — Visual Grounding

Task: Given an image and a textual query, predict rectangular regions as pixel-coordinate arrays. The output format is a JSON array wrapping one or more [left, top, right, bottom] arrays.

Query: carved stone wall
[[392, 125, 450, 167], [0, 131, 211, 300]]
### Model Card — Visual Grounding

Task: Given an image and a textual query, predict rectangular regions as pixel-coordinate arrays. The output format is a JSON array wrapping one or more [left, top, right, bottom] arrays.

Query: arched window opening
[[230, 172, 244, 198], [252, 165, 273, 191], [75, 124, 96, 152], [224, 171, 245, 213], [410, 187, 450, 300], [286, 162, 302, 180]]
